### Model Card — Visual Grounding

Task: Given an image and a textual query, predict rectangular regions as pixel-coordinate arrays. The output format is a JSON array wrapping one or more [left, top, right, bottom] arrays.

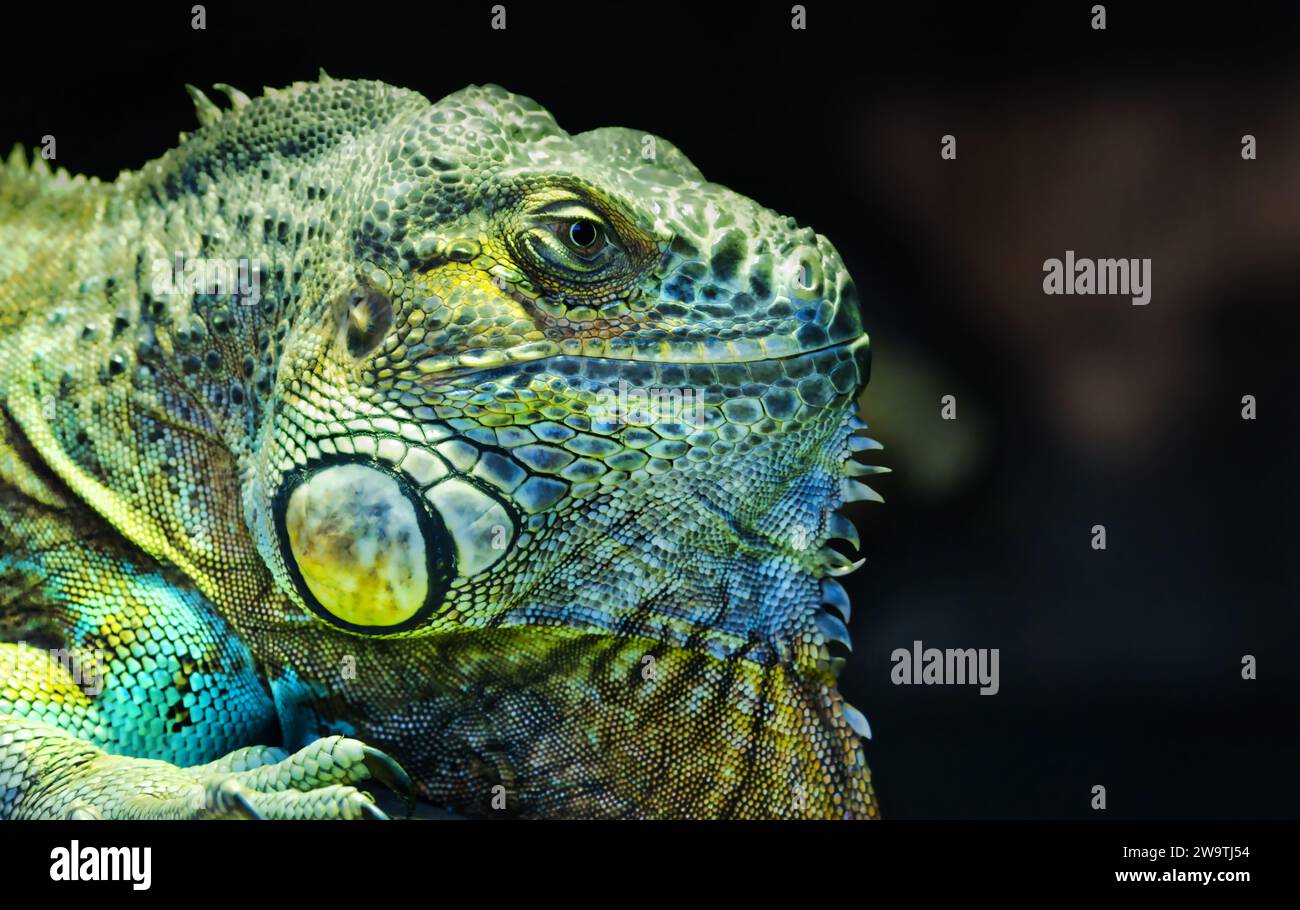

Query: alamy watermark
[[589, 379, 708, 428], [150, 253, 261, 306], [3, 642, 105, 697], [1043, 251, 1151, 305], [891, 639, 999, 695], [50, 840, 151, 890]]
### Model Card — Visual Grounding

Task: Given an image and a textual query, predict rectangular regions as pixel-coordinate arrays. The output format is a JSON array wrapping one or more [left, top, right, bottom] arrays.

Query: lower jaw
[[425, 332, 871, 394]]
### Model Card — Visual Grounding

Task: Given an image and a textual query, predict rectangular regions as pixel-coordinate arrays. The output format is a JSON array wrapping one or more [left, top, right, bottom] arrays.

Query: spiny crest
[[183, 78, 271, 128], [175, 73, 422, 151], [1, 142, 96, 189]]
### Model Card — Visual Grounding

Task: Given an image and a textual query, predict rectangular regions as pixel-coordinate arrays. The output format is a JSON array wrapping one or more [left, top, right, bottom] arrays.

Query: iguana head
[[209, 80, 880, 815], [246, 82, 873, 651]]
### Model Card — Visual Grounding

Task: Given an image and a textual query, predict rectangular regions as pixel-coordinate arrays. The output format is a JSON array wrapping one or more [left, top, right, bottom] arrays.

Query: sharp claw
[[357, 798, 390, 820], [360, 746, 416, 816], [209, 777, 264, 820], [231, 789, 265, 820]]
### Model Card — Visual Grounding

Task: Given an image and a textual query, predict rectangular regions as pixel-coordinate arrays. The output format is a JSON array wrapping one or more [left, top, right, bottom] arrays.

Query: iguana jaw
[[252, 328, 874, 654], [413, 330, 871, 376]]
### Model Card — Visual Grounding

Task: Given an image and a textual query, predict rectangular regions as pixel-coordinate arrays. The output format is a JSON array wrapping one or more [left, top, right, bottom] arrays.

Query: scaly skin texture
[[0, 77, 884, 819]]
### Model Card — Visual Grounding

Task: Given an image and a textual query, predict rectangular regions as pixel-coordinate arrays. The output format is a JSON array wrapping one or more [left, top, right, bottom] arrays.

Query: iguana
[[0, 76, 884, 819]]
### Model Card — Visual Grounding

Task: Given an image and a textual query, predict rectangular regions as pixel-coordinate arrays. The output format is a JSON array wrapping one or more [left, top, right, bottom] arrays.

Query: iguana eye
[[555, 219, 608, 260], [515, 197, 630, 280]]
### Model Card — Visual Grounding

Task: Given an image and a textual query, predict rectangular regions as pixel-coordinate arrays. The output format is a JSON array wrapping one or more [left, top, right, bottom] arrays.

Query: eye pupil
[[567, 220, 601, 250]]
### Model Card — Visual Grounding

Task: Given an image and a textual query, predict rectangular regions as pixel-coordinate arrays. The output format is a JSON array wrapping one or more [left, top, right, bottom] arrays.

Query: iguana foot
[[1, 719, 413, 819]]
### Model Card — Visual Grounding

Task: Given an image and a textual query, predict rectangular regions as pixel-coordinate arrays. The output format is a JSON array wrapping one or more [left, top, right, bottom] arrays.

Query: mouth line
[[413, 333, 870, 379]]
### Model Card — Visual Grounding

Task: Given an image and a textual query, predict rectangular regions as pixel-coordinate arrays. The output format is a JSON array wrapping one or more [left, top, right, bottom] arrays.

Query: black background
[[2, 1, 1296, 819]]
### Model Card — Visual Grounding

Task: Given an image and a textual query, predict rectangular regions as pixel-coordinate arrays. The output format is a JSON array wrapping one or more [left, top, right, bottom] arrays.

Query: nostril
[[792, 249, 823, 299]]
